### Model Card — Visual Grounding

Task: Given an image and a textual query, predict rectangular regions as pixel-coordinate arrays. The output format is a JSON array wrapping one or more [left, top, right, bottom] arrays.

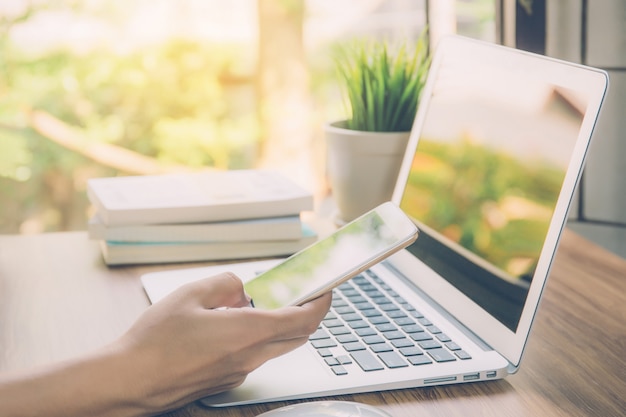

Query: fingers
[[254, 291, 332, 341], [177, 272, 251, 309]]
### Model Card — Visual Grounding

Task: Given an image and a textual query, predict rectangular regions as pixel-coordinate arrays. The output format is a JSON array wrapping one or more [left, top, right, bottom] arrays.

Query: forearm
[[0, 344, 152, 417]]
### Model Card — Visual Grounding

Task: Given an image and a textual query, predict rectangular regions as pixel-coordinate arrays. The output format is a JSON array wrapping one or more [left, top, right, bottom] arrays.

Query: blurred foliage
[[0, 11, 258, 233], [401, 138, 564, 279]]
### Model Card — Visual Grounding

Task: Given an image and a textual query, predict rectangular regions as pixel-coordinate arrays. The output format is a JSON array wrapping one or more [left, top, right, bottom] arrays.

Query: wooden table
[[1, 228, 624, 417]]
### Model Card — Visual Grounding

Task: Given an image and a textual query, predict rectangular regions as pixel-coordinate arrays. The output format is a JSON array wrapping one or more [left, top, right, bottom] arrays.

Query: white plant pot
[[325, 120, 411, 224]]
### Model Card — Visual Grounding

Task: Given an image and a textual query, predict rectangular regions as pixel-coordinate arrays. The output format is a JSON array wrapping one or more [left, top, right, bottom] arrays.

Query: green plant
[[334, 31, 430, 132]]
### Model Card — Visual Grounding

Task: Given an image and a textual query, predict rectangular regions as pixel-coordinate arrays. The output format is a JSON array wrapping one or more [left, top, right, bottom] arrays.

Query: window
[[0, 0, 494, 234]]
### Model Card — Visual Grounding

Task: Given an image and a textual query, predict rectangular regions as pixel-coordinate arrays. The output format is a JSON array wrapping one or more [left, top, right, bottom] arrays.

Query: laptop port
[[463, 373, 480, 381], [486, 371, 497, 378]]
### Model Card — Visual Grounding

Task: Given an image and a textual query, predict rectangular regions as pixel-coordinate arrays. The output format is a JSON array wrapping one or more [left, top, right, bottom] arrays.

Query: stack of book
[[86, 170, 317, 265]]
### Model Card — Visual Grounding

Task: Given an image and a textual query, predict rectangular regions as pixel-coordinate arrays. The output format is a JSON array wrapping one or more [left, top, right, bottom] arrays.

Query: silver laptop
[[140, 35, 608, 407]]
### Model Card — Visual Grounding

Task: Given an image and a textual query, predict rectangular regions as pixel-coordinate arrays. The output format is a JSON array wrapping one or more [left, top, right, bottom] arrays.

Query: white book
[[98, 225, 317, 266], [88, 214, 303, 242], [87, 170, 314, 226]]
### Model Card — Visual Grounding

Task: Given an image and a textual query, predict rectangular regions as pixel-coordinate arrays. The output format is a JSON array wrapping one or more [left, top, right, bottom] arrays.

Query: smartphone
[[244, 201, 418, 309]]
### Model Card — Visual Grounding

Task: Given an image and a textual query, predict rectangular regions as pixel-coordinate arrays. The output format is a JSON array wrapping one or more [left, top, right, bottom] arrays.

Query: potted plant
[[326, 32, 430, 224]]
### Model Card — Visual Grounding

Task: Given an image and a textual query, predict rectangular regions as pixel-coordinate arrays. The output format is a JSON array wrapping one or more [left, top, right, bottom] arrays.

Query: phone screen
[[244, 202, 417, 309]]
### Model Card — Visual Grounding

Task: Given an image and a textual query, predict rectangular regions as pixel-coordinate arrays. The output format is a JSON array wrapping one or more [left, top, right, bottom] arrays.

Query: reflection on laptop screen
[[399, 45, 589, 332]]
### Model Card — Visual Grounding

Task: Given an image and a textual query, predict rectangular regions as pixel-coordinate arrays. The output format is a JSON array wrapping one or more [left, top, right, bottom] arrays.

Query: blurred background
[[0, 0, 624, 259]]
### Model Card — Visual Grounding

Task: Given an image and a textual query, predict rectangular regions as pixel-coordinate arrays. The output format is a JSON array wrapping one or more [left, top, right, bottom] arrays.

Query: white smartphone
[[244, 201, 418, 309]]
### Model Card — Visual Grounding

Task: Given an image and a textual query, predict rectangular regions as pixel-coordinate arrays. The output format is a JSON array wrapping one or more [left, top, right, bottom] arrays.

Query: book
[[98, 225, 318, 265], [87, 170, 314, 226], [87, 214, 303, 242]]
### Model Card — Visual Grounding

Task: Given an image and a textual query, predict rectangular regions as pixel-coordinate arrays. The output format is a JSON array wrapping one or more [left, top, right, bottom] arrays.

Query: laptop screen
[[397, 38, 595, 332]]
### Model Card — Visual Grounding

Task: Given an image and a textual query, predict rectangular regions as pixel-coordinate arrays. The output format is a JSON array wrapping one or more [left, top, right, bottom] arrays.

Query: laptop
[[140, 35, 608, 407]]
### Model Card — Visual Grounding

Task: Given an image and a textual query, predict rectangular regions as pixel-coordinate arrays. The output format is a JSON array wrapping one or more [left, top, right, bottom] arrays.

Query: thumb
[[180, 272, 251, 309]]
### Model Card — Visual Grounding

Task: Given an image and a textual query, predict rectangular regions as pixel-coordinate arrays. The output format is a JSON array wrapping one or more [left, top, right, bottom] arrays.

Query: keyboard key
[[351, 350, 384, 371], [394, 317, 416, 326], [408, 355, 433, 365], [309, 329, 330, 340], [369, 316, 389, 325], [336, 355, 353, 365], [362, 335, 386, 345], [329, 326, 351, 336], [445, 342, 461, 351], [436, 333, 452, 343], [362, 309, 382, 318], [378, 351, 409, 368], [341, 313, 362, 322], [370, 343, 394, 353], [341, 289, 360, 297], [331, 365, 348, 375], [336, 334, 358, 344], [325, 357, 340, 366], [334, 306, 355, 315], [391, 338, 415, 348], [317, 348, 333, 357], [410, 332, 433, 342], [311, 339, 337, 349], [343, 341, 366, 352], [383, 331, 406, 340], [375, 323, 397, 332], [455, 350, 472, 360], [403, 324, 424, 334], [427, 348, 457, 363], [355, 327, 377, 337], [354, 301, 375, 311], [380, 304, 400, 312], [399, 346, 423, 356], [418, 317, 432, 326], [418, 340, 442, 350], [331, 299, 347, 308], [410, 310, 425, 319], [372, 296, 391, 305], [347, 295, 367, 304], [323, 319, 343, 328], [387, 310, 408, 319], [348, 320, 370, 329], [426, 325, 441, 334]]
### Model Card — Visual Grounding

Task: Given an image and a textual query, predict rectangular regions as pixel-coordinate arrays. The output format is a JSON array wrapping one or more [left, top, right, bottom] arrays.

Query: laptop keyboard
[[308, 269, 472, 375]]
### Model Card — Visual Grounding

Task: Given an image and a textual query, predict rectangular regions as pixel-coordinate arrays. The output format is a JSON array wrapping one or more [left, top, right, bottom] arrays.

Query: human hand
[[112, 272, 332, 414]]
